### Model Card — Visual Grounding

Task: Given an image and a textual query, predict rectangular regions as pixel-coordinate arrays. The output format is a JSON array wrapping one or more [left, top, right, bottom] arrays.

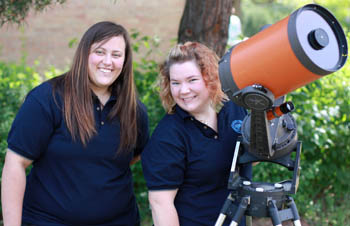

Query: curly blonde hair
[[158, 42, 227, 113]]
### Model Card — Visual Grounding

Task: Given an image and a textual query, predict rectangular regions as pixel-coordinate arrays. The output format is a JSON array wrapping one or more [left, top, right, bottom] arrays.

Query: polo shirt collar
[[174, 105, 192, 120], [174, 103, 227, 120], [91, 92, 117, 105]]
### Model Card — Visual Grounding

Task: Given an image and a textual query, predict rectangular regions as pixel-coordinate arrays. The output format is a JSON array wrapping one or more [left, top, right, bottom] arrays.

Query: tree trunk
[[177, 0, 234, 57]]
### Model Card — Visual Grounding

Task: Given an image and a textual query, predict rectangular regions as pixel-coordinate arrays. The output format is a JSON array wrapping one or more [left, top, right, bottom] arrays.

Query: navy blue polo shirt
[[141, 101, 252, 226], [7, 80, 149, 226]]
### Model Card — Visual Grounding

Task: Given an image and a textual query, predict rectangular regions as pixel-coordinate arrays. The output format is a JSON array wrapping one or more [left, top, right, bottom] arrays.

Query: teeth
[[100, 68, 112, 73], [183, 97, 195, 101]]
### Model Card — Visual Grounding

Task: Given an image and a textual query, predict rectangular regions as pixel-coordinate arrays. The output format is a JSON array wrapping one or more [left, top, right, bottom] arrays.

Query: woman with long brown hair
[[1, 21, 149, 226]]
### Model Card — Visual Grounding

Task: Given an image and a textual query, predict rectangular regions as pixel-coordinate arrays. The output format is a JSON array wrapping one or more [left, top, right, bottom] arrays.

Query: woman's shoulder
[[152, 112, 185, 137], [29, 75, 63, 95], [144, 113, 187, 157], [30, 80, 52, 94], [26, 75, 64, 107], [25, 81, 52, 105]]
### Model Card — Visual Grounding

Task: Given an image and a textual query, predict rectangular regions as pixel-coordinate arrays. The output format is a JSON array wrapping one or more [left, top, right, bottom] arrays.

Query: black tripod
[[215, 85, 303, 226], [215, 140, 302, 226]]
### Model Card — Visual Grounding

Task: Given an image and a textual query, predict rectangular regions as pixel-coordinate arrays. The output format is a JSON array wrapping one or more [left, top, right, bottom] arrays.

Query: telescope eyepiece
[[266, 101, 294, 121], [308, 28, 329, 50]]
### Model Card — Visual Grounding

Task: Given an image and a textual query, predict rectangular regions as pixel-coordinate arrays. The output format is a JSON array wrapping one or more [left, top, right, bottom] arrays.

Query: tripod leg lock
[[229, 196, 250, 226], [287, 197, 302, 226]]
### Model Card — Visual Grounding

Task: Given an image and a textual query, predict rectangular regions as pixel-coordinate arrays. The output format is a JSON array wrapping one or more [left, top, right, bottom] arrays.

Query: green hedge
[[0, 61, 41, 170]]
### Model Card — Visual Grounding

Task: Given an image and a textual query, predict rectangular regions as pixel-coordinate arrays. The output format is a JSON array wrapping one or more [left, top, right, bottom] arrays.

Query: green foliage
[[130, 31, 165, 225], [0, 0, 66, 26], [68, 37, 78, 49], [241, 0, 349, 38], [241, 0, 295, 37], [291, 58, 350, 224], [131, 30, 165, 133], [0, 61, 41, 176], [292, 0, 350, 31], [0, 60, 61, 174]]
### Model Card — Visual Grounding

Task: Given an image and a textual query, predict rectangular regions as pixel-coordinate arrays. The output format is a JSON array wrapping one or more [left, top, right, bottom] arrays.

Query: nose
[[102, 54, 112, 65], [180, 83, 190, 94]]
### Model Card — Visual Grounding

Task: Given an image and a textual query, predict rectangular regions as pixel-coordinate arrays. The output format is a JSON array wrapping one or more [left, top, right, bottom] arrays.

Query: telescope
[[216, 4, 347, 226]]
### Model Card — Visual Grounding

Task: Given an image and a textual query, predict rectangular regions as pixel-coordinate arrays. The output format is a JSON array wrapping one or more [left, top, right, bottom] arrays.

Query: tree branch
[[0, 0, 67, 27]]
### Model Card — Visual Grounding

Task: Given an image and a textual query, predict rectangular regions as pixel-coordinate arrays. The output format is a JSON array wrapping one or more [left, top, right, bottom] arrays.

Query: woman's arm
[[1, 149, 33, 226], [148, 189, 180, 226]]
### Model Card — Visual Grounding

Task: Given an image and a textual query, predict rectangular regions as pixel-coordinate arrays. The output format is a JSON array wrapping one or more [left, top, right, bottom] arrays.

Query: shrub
[[0, 61, 42, 171], [130, 31, 165, 225]]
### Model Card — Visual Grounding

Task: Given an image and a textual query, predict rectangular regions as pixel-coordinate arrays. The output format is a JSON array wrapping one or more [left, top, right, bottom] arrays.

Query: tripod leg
[[229, 196, 250, 226], [267, 199, 282, 226], [287, 197, 302, 226], [215, 194, 234, 226]]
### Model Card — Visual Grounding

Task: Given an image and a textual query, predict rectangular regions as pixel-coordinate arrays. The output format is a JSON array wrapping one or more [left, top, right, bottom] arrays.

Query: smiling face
[[88, 35, 126, 93], [169, 60, 212, 117]]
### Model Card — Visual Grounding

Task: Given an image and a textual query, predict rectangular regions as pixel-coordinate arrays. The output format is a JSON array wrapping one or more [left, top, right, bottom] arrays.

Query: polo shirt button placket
[[97, 107, 100, 111], [101, 121, 104, 126], [214, 135, 218, 139]]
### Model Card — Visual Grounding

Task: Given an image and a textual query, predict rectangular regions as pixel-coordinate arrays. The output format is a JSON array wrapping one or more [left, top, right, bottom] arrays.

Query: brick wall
[[0, 0, 185, 71]]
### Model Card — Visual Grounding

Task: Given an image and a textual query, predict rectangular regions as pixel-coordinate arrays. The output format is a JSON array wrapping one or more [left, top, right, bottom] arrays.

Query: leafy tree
[[0, 0, 66, 26], [241, 0, 349, 38], [241, 0, 295, 37]]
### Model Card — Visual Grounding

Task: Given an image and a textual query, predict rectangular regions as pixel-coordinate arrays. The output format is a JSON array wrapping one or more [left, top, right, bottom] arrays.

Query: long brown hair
[[159, 41, 227, 113], [54, 21, 137, 153]]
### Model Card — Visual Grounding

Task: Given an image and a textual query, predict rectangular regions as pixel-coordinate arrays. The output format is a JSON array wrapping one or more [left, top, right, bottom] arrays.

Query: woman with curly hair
[[141, 42, 251, 226]]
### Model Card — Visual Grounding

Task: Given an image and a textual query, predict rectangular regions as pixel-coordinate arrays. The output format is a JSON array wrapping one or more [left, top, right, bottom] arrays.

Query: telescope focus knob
[[308, 28, 329, 50]]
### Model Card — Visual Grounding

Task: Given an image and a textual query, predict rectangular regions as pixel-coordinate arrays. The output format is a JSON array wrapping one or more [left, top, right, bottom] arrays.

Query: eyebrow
[[170, 75, 200, 81], [91, 46, 124, 53]]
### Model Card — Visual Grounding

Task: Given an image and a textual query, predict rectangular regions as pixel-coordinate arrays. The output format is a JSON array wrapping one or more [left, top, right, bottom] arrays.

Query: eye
[[170, 81, 179, 86], [112, 53, 122, 58], [189, 78, 198, 82], [94, 49, 104, 55]]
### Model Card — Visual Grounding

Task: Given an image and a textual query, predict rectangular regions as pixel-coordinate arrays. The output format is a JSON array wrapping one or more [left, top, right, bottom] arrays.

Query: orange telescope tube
[[219, 4, 348, 100]]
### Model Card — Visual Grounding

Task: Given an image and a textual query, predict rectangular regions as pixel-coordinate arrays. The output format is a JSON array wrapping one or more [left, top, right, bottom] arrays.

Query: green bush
[[241, 0, 295, 37], [130, 31, 165, 225], [291, 58, 350, 225], [0, 61, 42, 172]]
